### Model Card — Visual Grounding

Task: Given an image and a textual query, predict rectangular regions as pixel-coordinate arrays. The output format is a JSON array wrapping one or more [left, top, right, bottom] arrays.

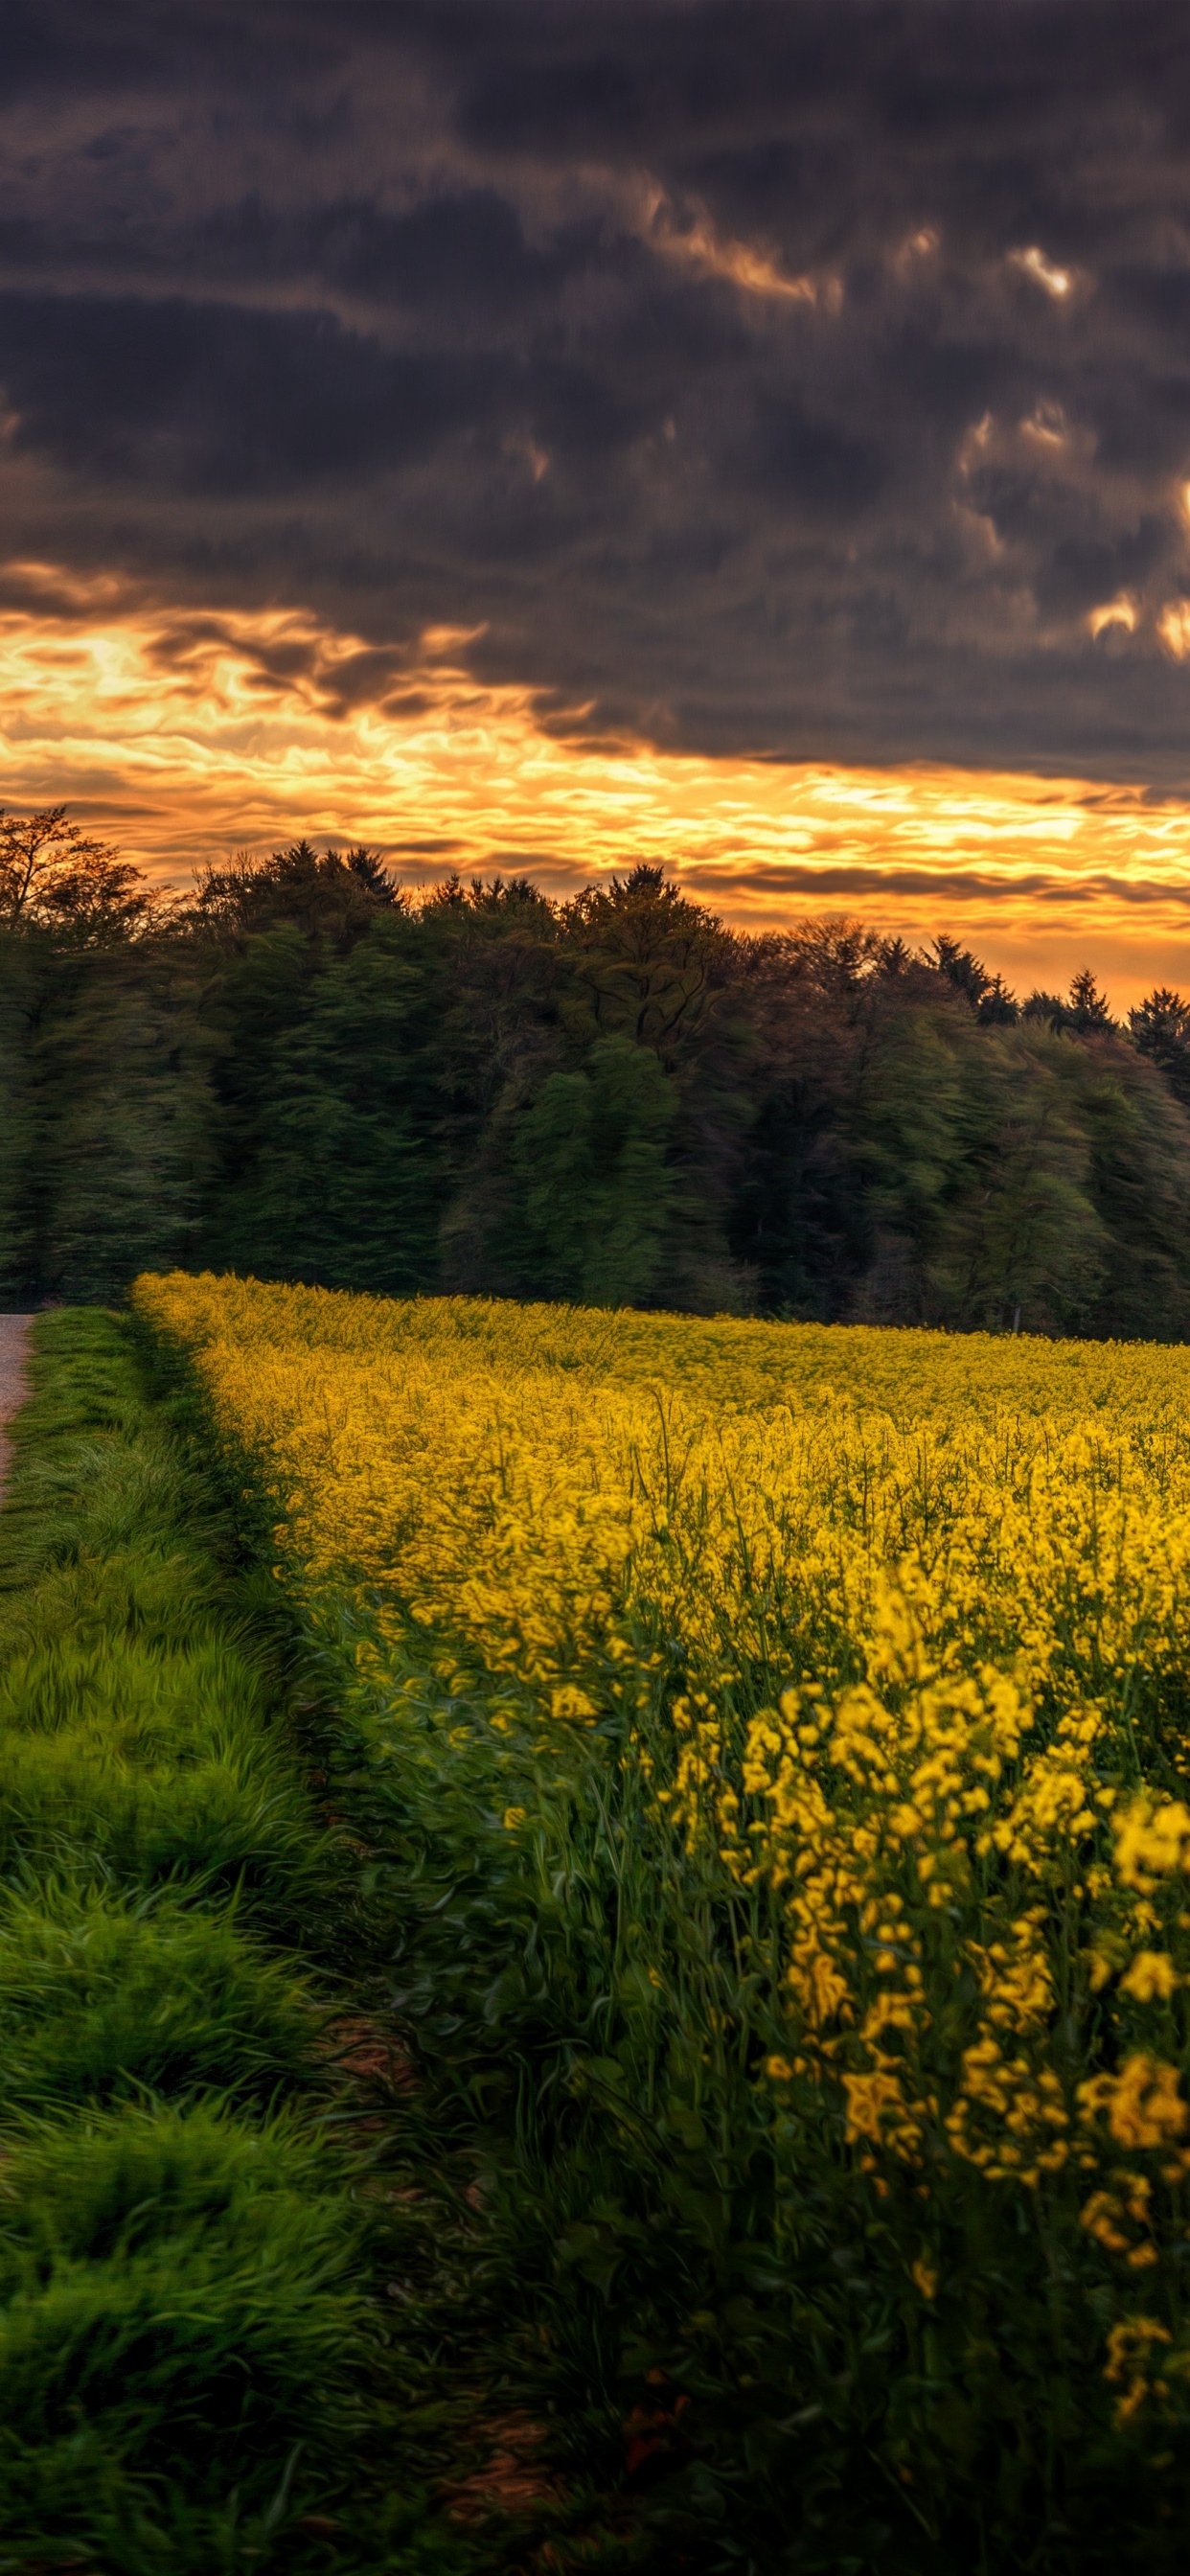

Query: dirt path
[[0, 1316, 34, 1503]]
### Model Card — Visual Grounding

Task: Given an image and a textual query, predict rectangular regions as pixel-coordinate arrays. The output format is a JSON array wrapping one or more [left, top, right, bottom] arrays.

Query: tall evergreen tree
[[1131, 987, 1190, 1113]]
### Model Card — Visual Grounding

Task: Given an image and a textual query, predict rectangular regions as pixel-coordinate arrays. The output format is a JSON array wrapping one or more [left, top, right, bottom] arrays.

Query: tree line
[[5, 804, 1190, 1337]]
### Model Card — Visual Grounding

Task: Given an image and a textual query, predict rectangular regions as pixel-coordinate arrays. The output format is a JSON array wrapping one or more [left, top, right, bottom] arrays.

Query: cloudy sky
[[6, 0, 1190, 994]]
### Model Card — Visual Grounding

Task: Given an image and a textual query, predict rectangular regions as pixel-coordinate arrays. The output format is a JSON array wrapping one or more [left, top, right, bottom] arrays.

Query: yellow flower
[[1104, 2317, 1172, 2426], [131, 1267, 1190, 2305], [1118, 1951, 1179, 2004], [1078, 2056, 1188, 2151], [551, 1683, 597, 1720]]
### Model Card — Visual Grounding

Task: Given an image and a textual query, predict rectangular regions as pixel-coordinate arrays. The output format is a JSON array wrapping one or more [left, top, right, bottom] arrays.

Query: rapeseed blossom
[[135, 1271, 1190, 2431]]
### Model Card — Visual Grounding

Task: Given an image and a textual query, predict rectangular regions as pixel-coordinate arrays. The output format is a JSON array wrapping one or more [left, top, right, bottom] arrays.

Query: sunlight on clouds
[[1009, 244, 1073, 298], [892, 227, 940, 275], [5, 567, 1190, 1003], [1019, 402, 1071, 450], [644, 186, 836, 306], [1087, 595, 1138, 639], [1157, 601, 1190, 658], [906, 227, 939, 255], [503, 431, 551, 482]]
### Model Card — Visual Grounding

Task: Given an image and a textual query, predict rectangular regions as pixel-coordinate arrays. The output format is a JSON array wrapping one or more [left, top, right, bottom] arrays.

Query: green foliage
[[0, 2104, 369, 2550], [840, 992, 1190, 1336], [0, 806, 153, 940], [7, 818, 1190, 1333], [0, 1312, 470, 2571], [32, 950, 210, 1301], [235, 916, 445, 1295], [0, 1713, 332, 1944], [509, 1036, 678, 1306], [938, 1026, 1108, 1329], [0, 937, 210, 1306], [0, 1324, 332, 1942], [0, 1881, 319, 2115], [0, 933, 40, 1303], [301, 1565, 1190, 2576], [1131, 985, 1190, 1111]]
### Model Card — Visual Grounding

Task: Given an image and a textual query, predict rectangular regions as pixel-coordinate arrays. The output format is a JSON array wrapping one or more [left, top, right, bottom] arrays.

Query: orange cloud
[[643, 187, 836, 306], [1009, 243, 1076, 299], [1157, 601, 1190, 660], [5, 563, 1190, 1007], [1087, 594, 1138, 640]]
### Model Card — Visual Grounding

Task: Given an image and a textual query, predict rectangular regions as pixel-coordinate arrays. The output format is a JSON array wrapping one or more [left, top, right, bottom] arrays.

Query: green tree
[[1072, 1035, 1190, 1339], [562, 864, 732, 1063], [186, 840, 398, 952], [0, 932, 42, 1303], [0, 806, 155, 940], [199, 928, 320, 1276], [842, 1000, 1114, 1334], [507, 1037, 678, 1307], [845, 998, 974, 1322], [25, 942, 211, 1301], [8, 809, 1190, 1344], [246, 918, 442, 1296], [935, 1027, 1108, 1333], [1022, 969, 1114, 1036], [1067, 966, 1115, 1031], [926, 935, 1019, 1024], [1131, 986, 1190, 1113]]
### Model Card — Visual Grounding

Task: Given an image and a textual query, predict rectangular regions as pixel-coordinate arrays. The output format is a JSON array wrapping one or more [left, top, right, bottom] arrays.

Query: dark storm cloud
[[748, 396, 889, 518], [0, 290, 507, 490], [686, 863, 1142, 907], [7, 1, 1190, 778]]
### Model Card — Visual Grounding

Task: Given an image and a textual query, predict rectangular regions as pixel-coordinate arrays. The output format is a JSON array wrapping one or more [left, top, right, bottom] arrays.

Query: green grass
[[0, 2104, 369, 2552], [0, 1704, 334, 1939], [0, 1313, 470, 2573], [0, 1878, 321, 2114]]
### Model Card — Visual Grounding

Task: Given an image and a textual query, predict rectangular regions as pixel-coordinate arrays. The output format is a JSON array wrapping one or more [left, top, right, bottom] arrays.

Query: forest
[[5, 804, 1190, 1338]]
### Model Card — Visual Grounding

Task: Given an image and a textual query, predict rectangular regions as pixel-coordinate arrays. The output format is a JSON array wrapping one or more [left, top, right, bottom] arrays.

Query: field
[[126, 1271, 1190, 2569]]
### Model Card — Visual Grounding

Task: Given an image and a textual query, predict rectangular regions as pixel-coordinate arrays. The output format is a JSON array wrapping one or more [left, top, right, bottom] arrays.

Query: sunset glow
[[15, 17, 1190, 2544], [5, 566, 1190, 1004], [647, 189, 833, 306]]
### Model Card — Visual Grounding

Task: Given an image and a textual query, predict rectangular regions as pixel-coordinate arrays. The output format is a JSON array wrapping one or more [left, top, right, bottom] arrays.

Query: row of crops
[[122, 1271, 1190, 2572]]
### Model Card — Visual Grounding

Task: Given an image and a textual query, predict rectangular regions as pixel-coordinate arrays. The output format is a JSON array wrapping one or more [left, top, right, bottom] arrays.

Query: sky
[[6, 1, 1190, 1001]]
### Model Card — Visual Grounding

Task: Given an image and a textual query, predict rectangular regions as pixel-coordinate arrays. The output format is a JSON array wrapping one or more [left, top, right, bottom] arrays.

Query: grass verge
[[0, 1311, 469, 2574]]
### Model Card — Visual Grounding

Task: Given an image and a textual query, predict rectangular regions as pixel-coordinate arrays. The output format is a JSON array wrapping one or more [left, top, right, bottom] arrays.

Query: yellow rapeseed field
[[136, 1271, 1190, 2441]]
